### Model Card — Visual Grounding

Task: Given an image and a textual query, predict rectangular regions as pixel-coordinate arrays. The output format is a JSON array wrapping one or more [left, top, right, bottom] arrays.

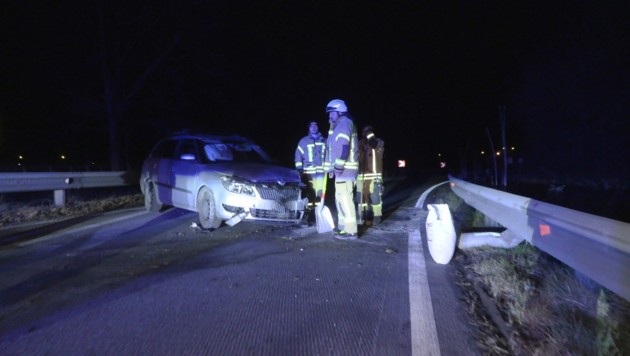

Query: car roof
[[167, 133, 256, 144]]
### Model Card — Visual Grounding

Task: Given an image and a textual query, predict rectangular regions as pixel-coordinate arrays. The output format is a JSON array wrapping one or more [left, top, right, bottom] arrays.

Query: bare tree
[[486, 127, 497, 186], [499, 105, 507, 187], [508, 2, 629, 183], [95, 3, 181, 170]]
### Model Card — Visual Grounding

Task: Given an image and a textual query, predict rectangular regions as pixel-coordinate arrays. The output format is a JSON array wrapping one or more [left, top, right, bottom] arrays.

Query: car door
[[171, 139, 202, 209], [149, 139, 177, 206]]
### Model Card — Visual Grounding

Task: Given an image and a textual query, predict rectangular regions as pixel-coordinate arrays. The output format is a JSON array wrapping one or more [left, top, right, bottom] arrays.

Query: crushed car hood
[[211, 162, 300, 183]]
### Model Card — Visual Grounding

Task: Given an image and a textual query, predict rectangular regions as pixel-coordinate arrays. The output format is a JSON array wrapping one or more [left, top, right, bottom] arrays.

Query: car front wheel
[[144, 182, 163, 212], [198, 187, 222, 229]]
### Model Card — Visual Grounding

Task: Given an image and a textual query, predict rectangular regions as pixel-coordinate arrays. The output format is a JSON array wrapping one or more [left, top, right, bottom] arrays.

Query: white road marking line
[[409, 228, 441, 356], [17, 210, 148, 247], [415, 181, 449, 209]]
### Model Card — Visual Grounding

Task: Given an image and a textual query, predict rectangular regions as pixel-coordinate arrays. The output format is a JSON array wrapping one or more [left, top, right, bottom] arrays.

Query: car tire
[[144, 182, 163, 212], [198, 187, 222, 229]]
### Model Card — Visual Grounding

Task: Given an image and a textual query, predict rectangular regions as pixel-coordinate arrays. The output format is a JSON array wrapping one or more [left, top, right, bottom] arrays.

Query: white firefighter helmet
[[325, 99, 348, 113]]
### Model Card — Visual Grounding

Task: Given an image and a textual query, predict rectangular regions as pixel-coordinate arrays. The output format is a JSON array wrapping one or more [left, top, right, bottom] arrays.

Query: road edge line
[[409, 229, 441, 356]]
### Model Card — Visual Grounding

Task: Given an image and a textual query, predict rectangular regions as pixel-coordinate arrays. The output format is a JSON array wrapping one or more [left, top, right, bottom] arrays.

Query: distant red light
[[397, 160, 406, 168]]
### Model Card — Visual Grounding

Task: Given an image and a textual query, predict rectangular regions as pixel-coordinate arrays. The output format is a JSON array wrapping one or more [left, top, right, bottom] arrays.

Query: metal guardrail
[[448, 175, 630, 301], [0, 171, 137, 206]]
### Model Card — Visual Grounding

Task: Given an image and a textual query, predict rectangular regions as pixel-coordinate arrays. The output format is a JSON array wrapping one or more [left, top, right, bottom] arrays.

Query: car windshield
[[203, 142, 270, 163]]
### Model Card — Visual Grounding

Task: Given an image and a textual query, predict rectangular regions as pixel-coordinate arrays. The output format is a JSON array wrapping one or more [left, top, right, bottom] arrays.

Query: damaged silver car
[[140, 133, 307, 229]]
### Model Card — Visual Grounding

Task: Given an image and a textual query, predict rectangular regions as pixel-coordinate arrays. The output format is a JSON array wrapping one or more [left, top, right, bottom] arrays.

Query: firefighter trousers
[[355, 175, 383, 224], [334, 179, 358, 234]]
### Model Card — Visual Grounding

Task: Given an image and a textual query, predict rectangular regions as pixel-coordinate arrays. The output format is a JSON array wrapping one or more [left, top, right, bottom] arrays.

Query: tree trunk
[[486, 127, 497, 186], [499, 105, 507, 187], [107, 109, 122, 171]]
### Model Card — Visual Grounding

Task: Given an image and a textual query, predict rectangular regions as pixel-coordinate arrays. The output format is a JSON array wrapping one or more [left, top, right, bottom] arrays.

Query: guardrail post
[[54, 189, 66, 206]]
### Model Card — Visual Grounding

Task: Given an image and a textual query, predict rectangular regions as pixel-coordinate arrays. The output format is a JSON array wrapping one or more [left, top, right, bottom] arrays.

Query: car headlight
[[220, 176, 256, 196]]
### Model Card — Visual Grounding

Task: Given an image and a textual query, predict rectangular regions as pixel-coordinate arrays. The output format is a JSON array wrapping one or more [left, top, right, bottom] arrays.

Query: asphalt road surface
[[0, 175, 480, 355]]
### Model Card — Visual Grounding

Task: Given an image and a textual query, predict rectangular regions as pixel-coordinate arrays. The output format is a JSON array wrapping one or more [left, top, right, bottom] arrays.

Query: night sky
[[1, 1, 628, 181]]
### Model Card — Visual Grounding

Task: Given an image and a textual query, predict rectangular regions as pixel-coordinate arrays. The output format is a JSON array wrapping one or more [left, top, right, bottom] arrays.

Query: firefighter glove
[[375, 179, 384, 194]]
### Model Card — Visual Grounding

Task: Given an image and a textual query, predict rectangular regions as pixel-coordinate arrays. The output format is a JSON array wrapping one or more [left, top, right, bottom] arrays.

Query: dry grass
[[0, 193, 143, 227], [459, 243, 630, 355], [441, 185, 630, 355]]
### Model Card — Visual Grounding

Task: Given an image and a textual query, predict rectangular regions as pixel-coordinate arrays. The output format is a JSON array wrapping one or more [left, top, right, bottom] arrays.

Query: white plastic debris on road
[[425, 204, 456, 264], [458, 230, 524, 249]]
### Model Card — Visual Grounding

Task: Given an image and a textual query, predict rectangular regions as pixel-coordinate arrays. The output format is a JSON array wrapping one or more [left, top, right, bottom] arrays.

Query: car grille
[[250, 208, 302, 220], [251, 183, 302, 221], [256, 183, 300, 201]]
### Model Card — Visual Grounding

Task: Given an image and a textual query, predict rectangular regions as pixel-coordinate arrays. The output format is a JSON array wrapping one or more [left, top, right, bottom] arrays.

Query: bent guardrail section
[[0, 171, 137, 206], [448, 175, 630, 301]]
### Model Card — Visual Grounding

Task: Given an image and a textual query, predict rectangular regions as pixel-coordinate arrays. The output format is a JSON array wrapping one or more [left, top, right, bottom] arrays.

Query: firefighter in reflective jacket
[[356, 125, 384, 225], [295, 121, 326, 206], [324, 99, 359, 239]]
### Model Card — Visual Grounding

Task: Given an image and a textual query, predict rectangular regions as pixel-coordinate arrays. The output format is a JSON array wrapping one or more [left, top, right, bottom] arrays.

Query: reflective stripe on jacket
[[295, 133, 326, 175], [325, 115, 358, 180], [358, 136, 384, 180]]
